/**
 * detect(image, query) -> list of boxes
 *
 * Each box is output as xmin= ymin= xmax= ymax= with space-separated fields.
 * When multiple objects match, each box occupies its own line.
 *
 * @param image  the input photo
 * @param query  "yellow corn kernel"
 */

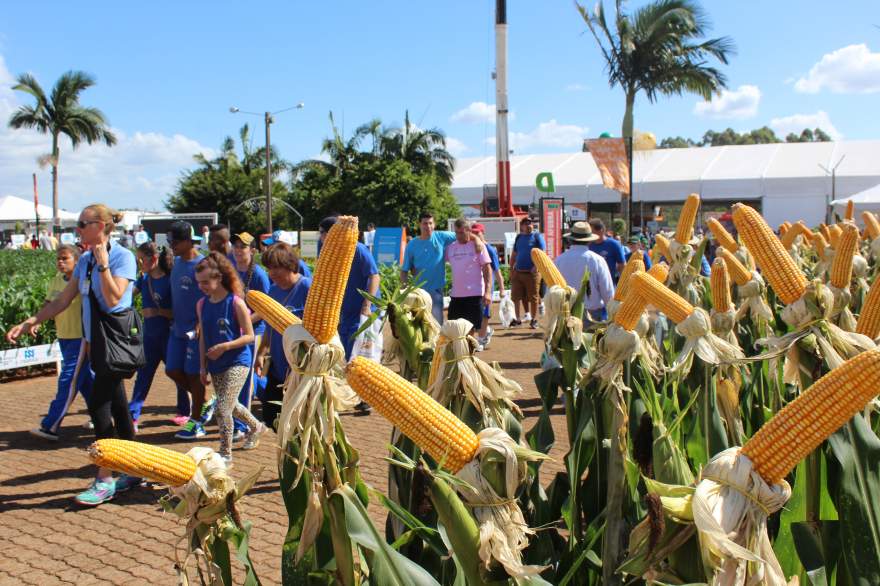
xmin=707 ymin=217 xmax=739 ymax=253
xmin=613 ymin=291 xmax=648 ymax=331
xmin=742 ymin=348 xmax=880 ymax=484
xmin=88 ymin=439 xmax=197 ymax=486
xmin=813 ymin=232 xmax=829 ymax=262
xmin=863 ymin=211 xmax=880 ymax=240
xmin=303 ymin=216 xmax=359 ymax=343
xmin=857 ymin=278 xmax=880 ymax=339
xmin=614 ymin=253 xmax=645 ymax=301
xmin=346 ymin=357 xmax=479 ymax=473
xmin=531 ymin=248 xmax=567 ymax=288
xmin=845 ymin=199 xmax=855 ymax=221
xmin=647 ymin=261 xmax=670 ymax=284
xmin=781 ymin=221 xmax=809 ymax=249
xmin=675 ymin=193 xmax=700 ymax=244
xmin=830 ymin=223 xmax=859 ymax=288
xmin=778 ymin=223 xmax=790 ymax=238
xmin=711 ymin=258 xmax=734 ymax=312
xmin=630 ymin=271 xmax=694 ymax=324
xmin=819 ymin=223 xmax=831 ymax=243
xmin=246 ymin=290 xmax=301 ymax=335
xmin=654 ymin=234 xmax=671 ymax=259
xmin=716 ymin=248 xmax=751 ymax=287
xmin=732 ymin=204 xmax=807 ymax=304
xmin=828 ymin=224 xmax=842 ymax=249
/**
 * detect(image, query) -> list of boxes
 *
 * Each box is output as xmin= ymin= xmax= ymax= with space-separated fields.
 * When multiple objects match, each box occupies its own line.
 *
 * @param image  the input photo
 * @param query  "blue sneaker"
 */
xmin=114 ymin=474 xmax=142 ymax=492
xmin=200 ymin=397 xmax=218 ymax=424
xmin=75 ymin=479 xmax=116 ymax=506
xmin=175 ymin=418 xmax=206 ymax=440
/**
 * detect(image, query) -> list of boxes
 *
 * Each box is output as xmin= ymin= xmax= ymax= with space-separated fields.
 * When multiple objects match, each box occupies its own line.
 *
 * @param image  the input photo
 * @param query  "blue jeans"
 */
xmin=130 ymin=323 xmax=190 ymax=420
xmin=42 ymin=338 xmax=94 ymax=433
xmin=233 ymin=335 xmax=265 ymax=432
xmin=428 ymin=288 xmax=444 ymax=324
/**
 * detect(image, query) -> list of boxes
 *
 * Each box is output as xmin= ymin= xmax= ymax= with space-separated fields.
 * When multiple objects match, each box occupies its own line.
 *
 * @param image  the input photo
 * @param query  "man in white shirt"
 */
xmin=554 ymin=221 xmax=615 ymax=321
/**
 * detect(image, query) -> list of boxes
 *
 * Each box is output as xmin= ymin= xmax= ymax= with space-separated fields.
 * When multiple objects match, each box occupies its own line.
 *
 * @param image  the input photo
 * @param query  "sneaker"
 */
xmin=510 ymin=319 xmax=522 ymax=327
xmin=241 ymin=423 xmax=268 ymax=451
xmin=83 ymin=420 xmax=94 ymax=430
xmin=199 ymin=397 xmax=218 ymax=425
xmin=354 ymin=401 xmax=372 ymax=414
xmin=539 ymin=303 xmax=545 ymax=316
xmin=530 ymin=319 xmax=539 ymax=329
xmin=172 ymin=414 xmax=190 ymax=426
xmin=523 ymin=312 xmax=532 ymax=322
xmin=74 ymin=479 xmax=115 ymax=506
xmin=29 ymin=427 xmax=59 ymax=442
xmin=475 ymin=343 xmax=485 ymax=352
xmin=175 ymin=419 xmax=206 ymax=440
xmin=114 ymin=474 xmax=142 ymax=492
xmin=232 ymin=429 xmax=247 ymax=442
xmin=132 ymin=419 xmax=139 ymax=435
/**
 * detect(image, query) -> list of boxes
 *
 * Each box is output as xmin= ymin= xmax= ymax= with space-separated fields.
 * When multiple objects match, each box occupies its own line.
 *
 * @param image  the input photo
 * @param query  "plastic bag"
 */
xmin=351 ymin=314 xmax=384 ymax=362
xmin=499 ymin=294 xmax=516 ymax=328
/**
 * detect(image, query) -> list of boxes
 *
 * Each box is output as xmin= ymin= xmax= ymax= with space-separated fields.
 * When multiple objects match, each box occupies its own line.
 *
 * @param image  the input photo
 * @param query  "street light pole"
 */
xmin=819 ymin=155 xmax=845 ymax=224
xmin=265 ymin=111 xmax=273 ymax=233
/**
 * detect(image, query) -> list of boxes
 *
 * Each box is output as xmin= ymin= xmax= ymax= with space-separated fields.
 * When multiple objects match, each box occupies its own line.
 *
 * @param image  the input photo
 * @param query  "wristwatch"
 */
xmin=97 ymin=264 xmax=109 ymax=273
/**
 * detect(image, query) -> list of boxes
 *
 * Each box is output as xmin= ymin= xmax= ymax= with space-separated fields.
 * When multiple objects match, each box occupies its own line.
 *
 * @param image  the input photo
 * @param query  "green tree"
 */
xmin=379 ymin=111 xmax=456 ymax=184
xmin=659 ymin=136 xmax=696 ymax=148
xmin=785 ymin=127 xmax=833 ymax=143
xmin=8 ymin=70 xmax=117 ymax=230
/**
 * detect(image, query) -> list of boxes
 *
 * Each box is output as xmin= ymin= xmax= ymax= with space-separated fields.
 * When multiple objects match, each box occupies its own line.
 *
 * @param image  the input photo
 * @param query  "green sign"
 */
xmin=535 ymin=172 xmax=555 ymax=193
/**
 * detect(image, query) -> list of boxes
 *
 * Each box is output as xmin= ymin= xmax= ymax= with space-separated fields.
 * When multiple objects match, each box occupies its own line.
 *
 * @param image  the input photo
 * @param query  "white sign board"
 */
xmin=300 ymin=231 xmax=319 ymax=258
xmin=11 ymin=234 xmax=26 ymax=247
xmin=0 ymin=342 xmax=61 ymax=371
xmin=277 ymin=230 xmax=297 ymax=245
xmin=60 ymin=233 xmax=76 ymax=245
xmin=134 ymin=231 xmax=149 ymax=245
xmin=447 ymin=217 xmax=519 ymax=246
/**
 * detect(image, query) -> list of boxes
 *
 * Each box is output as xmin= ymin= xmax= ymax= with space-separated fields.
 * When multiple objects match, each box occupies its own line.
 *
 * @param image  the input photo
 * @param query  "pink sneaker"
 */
xmin=172 ymin=415 xmax=190 ymax=426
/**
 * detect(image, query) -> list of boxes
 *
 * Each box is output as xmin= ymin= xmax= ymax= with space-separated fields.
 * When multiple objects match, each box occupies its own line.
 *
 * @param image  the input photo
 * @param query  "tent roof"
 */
xmin=0 ymin=195 xmax=79 ymax=222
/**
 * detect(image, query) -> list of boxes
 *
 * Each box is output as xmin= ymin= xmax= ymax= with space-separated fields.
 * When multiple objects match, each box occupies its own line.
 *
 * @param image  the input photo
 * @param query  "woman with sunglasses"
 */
xmin=6 ymin=204 xmax=139 ymax=506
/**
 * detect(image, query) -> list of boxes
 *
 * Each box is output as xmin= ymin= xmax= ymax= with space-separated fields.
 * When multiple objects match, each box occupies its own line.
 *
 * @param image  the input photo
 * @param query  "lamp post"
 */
xmin=819 ymin=155 xmax=845 ymax=224
xmin=230 ymin=102 xmax=304 ymax=233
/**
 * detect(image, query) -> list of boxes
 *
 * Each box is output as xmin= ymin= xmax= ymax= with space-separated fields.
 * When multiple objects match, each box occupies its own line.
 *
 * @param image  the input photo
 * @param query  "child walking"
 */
xmin=195 ymin=252 xmax=266 ymax=463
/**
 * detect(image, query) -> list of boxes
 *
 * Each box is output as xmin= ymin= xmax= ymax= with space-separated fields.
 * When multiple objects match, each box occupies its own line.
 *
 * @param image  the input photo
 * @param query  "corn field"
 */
xmin=89 ymin=203 xmax=880 ymax=585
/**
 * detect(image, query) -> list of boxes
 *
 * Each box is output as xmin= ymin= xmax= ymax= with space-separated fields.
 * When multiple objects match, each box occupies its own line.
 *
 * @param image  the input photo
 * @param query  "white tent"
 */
xmin=0 ymin=195 xmax=79 ymax=229
xmin=831 ymin=183 xmax=880 ymax=217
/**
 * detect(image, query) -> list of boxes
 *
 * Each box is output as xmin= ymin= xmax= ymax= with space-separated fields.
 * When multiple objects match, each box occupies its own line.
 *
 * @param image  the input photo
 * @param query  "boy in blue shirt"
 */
xmin=509 ymin=217 xmax=545 ymax=329
xmin=588 ymin=218 xmax=627 ymax=283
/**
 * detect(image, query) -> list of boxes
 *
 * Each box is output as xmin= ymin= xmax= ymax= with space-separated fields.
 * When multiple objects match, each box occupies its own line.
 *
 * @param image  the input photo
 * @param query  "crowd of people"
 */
xmin=5 ymin=201 xmax=719 ymax=507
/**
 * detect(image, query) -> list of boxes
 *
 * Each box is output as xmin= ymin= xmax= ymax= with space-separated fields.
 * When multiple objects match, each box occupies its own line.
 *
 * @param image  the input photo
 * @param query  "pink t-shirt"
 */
xmin=445 ymin=241 xmax=491 ymax=298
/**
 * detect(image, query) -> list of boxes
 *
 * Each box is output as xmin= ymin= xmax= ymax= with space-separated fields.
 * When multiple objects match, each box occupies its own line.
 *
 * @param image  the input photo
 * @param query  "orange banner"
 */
xmin=587 ymin=138 xmax=630 ymax=196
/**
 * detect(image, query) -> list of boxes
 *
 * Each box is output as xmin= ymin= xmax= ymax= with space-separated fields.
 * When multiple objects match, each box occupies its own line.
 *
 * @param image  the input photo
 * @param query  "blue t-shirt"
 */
xmin=626 ymin=250 xmax=653 ymax=270
xmin=199 ymin=293 xmax=252 ymax=373
xmin=486 ymin=244 xmax=500 ymax=292
xmin=340 ymin=242 xmax=379 ymax=322
xmin=136 ymin=273 xmax=172 ymax=332
xmin=700 ymin=254 xmax=711 ymax=277
xmin=402 ymin=231 xmax=456 ymax=292
xmin=73 ymin=244 xmax=137 ymax=343
xmin=170 ymin=254 xmax=205 ymax=337
xmin=513 ymin=232 xmax=546 ymax=271
xmin=237 ymin=264 xmax=271 ymax=336
xmin=267 ymin=278 xmax=311 ymax=380
xmin=589 ymin=239 xmax=628 ymax=281
xmin=298 ymin=259 xmax=312 ymax=278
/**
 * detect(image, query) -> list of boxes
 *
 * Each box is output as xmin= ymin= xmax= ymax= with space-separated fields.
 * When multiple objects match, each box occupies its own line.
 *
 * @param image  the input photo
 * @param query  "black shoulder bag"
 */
xmin=86 ymin=250 xmax=146 ymax=378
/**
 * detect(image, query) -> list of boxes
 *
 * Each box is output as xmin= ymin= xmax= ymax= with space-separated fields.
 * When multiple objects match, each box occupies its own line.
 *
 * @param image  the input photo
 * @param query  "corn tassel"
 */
xmin=716 ymin=248 xmax=751 ymax=287
xmin=675 ymin=193 xmax=700 ymax=244
xmin=246 ymin=290 xmax=301 ymax=334
xmin=732 ymin=204 xmax=807 ymax=304
xmin=707 ymin=217 xmax=739 ymax=253
xmin=741 ymin=348 xmax=880 ymax=484
xmin=711 ymin=258 xmax=734 ymax=312
xmin=88 ymin=439 xmax=197 ymax=486
xmin=630 ymin=271 xmax=694 ymax=324
xmin=856 ymin=277 xmax=880 ymax=339
xmin=830 ymin=222 xmax=859 ymax=288
xmin=614 ymin=253 xmax=645 ymax=302
xmin=303 ymin=216 xmax=359 ymax=343
xmin=530 ymin=248 xmax=567 ymax=288
xmin=346 ymin=357 xmax=479 ymax=473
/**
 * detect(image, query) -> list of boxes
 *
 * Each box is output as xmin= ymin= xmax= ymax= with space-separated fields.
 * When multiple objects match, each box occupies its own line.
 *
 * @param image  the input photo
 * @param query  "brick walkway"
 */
xmin=0 ymin=323 xmax=569 ymax=585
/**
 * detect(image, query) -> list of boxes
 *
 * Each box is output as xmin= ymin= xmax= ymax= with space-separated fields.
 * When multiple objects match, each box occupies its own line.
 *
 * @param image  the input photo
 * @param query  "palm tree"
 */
xmin=380 ymin=111 xmax=455 ymax=184
xmin=292 ymin=112 xmax=370 ymax=178
xmin=577 ymin=0 xmax=734 ymax=139
xmin=8 ymin=70 xmax=117 ymax=229
xmin=194 ymin=124 xmax=290 ymax=177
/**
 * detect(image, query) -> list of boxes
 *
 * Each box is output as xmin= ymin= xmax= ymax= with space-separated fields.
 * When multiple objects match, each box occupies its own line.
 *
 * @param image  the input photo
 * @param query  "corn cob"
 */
xmin=630 ymin=271 xmax=694 ymax=324
xmin=780 ymin=221 xmax=809 ymax=249
xmin=856 ymin=277 xmax=880 ymax=339
xmin=647 ymin=261 xmax=670 ymax=283
xmin=653 ymin=234 xmax=671 ymax=260
xmin=613 ymin=292 xmax=648 ymax=331
xmin=819 ymin=223 xmax=831 ymax=243
xmin=828 ymin=224 xmax=842 ymax=249
xmin=741 ymin=348 xmax=880 ymax=484
xmin=716 ymin=248 xmax=751 ymax=287
xmin=530 ymin=248 xmax=567 ymax=288
xmin=778 ymin=223 xmax=790 ymax=238
xmin=246 ymin=290 xmax=301 ymax=335
xmin=845 ymin=199 xmax=855 ymax=221
xmin=88 ymin=439 xmax=197 ymax=486
xmin=346 ymin=357 xmax=479 ymax=473
xmin=830 ymin=223 xmax=859 ymax=288
xmin=711 ymin=258 xmax=734 ymax=312
xmin=303 ymin=216 xmax=359 ymax=343
xmin=863 ymin=211 xmax=880 ymax=240
xmin=813 ymin=232 xmax=829 ymax=262
xmin=732 ymin=204 xmax=807 ymax=304
xmin=798 ymin=224 xmax=814 ymax=244
xmin=707 ymin=217 xmax=739 ymax=253
xmin=675 ymin=193 xmax=700 ymax=244
xmin=614 ymin=253 xmax=645 ymax=301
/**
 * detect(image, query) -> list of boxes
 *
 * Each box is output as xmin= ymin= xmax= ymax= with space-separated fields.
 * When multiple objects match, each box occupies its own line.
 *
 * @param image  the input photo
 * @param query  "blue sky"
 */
xmin=1 ymin=0 xmax=879 ymax=211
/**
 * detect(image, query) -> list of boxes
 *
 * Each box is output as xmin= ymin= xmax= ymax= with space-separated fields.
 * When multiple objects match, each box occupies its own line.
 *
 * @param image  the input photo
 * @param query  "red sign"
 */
xmin=541 ymin=198 xmax=564 ymax=259
xmin=587 ymin=138 xmax=630 ymax=196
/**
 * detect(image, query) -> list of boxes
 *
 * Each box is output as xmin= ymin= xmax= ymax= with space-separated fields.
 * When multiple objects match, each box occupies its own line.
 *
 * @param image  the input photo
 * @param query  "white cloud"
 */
xmin=694 ymin=85 xmax=761 ymax=119
xmin=0 ymin=54 xmax=214 ymax=212
xmin=769 ymin=110 xmax=842 ymax=140
xmin=565 ymin=83 xmax=588 ymax=92
xmin=794 ymin=44 xmax=880 ymax=94
xmin=486 ymin=119 xmax=589 ymax=152
xmin=450 ymin=101 xmax=496 ymax=124
xmin=445 ymin=137 xmax=469 ymax=156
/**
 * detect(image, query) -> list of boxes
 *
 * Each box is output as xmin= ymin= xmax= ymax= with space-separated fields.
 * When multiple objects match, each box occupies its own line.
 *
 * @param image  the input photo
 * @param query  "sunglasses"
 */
xmin=77 ymin=220 xmax=102 ymax=229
